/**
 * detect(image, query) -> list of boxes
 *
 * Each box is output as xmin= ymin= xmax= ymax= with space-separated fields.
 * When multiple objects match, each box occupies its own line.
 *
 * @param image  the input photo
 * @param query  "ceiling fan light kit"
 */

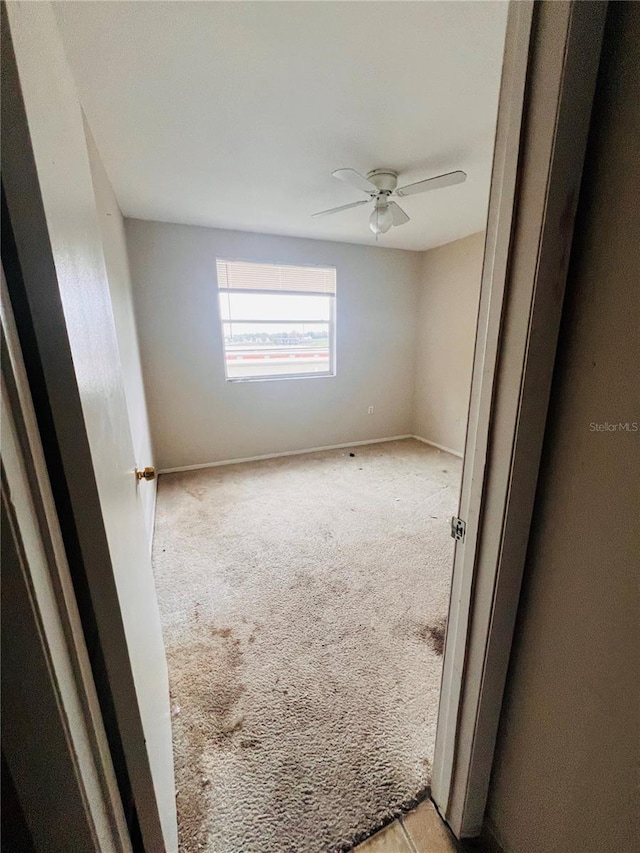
xmin=369 ymin=200 xmax=394 ymax=235
xmin=313 ymin=166 xmax=467 ymax=238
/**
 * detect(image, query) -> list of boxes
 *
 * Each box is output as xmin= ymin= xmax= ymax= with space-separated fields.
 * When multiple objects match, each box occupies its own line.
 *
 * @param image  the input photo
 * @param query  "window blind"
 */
xmin=216 ymin=259 xmax=336 ymax=295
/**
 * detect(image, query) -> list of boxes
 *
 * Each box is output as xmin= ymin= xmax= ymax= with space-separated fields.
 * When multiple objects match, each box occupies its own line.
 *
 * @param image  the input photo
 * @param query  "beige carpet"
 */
xmin=152 ymin=438 xmax=461 ymax=853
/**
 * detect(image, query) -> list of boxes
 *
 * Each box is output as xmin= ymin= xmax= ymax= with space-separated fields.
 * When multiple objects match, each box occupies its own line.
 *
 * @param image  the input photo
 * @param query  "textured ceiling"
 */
xmin=54 ymin=1 xmax=507 ymax=251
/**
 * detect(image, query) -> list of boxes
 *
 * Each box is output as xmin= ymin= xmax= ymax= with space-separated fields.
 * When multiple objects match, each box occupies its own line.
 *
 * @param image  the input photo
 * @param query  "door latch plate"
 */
xmin=451 ymin=516 xmax=466 ymax=542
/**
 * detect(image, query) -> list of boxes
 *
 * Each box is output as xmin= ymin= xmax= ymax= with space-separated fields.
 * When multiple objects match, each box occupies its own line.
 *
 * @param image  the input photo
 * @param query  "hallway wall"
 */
xmin=485 ymin=5 xmax=640 ymax=851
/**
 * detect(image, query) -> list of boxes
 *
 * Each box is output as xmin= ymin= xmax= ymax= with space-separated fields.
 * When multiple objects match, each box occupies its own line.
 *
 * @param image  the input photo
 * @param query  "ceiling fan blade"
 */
xmin=332 ymin=168 xmax=378 ymax=194
xmin=395 ymin=170 xmax=467 ymax=198
xmin=389 ymin=201 xmax=410 ymax=226
xmin=312 ymin=199 xmax=369 ymax=218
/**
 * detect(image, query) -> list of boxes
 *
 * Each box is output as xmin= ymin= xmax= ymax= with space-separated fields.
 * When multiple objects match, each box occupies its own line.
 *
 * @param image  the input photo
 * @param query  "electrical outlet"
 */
xmin=368 ymin=406 xmax=374 ymax=415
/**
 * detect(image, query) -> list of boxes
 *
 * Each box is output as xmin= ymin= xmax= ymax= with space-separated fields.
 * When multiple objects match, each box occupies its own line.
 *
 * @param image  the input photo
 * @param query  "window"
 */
xmin=216 ymin=259 xmax=336 ymax=381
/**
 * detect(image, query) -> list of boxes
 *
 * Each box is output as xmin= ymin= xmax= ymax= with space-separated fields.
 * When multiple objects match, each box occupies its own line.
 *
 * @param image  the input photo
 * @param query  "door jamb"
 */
xmin=2 ymin=3 xmax=174 ymax=848
xmin=432 ymin=0 xmax=607 ymax=838
xmin=431 ymin=0 xmax=533 ymax=821
xmin=1 ymin=269 xmax=132 ymax=853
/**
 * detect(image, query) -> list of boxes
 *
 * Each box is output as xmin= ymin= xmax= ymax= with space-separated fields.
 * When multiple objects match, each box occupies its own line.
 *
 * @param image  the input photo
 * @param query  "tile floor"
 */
xmin=354 ymin=800 xmax=460 ymax=853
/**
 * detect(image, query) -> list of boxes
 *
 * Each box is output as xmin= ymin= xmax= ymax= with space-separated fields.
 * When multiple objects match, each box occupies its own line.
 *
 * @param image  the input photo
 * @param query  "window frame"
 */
xmin=215 ymin=259 xmax=337 ymax=383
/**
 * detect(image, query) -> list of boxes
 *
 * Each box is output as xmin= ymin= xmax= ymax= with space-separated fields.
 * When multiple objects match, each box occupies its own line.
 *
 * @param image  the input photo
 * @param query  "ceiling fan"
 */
xmin=313 ymin=167 xmax=467 ymax=235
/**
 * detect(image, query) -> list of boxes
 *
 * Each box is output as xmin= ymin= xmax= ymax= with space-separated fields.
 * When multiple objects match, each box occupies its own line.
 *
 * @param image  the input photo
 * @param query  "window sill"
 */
xmin=225 ymin=372 xmax=336 ymax=384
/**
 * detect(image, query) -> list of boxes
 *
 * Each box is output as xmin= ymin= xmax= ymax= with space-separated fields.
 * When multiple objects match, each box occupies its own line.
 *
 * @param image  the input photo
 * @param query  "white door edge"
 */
xmin=432 ymin=0 xmax=607 ymax=838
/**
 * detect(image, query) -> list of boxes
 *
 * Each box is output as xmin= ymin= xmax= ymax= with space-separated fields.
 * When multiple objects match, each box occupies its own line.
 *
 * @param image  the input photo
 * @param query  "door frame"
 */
xmin=1 ymin=269 xmax=132 ymax=853
xmin=2 ymin=2 xmax=176 ymax=850
xmin=432 ymin=0 xmax=607 ymax=839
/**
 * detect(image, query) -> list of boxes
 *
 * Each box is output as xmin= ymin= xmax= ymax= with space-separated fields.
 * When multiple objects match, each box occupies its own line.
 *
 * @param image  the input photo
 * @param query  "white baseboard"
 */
xmin=158 ymin=435 xmax=414 ymax=474
xmin=411 ymin=434 xmax=464 ymax=458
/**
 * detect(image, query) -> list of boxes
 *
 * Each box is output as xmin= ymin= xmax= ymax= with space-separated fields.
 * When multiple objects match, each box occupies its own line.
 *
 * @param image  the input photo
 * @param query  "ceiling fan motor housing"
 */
xmin=366 ymin=169 xmax=398 ymax=195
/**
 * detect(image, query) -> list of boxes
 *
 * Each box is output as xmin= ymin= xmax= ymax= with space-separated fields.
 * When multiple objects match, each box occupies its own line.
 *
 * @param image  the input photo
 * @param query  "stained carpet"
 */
xmin=152 ymin=438 xmax=461 ymax=853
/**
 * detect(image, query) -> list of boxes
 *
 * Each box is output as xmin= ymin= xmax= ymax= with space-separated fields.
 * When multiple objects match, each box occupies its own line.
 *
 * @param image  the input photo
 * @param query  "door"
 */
xmin=2 ymin=267 xmax=132 ymax=852
xmin=2 ymin=3 xmax=177 ymax=851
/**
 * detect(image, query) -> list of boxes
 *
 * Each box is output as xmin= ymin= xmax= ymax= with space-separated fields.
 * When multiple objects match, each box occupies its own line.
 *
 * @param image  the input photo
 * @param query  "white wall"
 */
xmin=85 ymin=125 xmax=156 ymax=543
xmin=413 ymin=232 xmax=484 ymax=455
xmin=125 ymin=220 xmax=422 ymax=470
